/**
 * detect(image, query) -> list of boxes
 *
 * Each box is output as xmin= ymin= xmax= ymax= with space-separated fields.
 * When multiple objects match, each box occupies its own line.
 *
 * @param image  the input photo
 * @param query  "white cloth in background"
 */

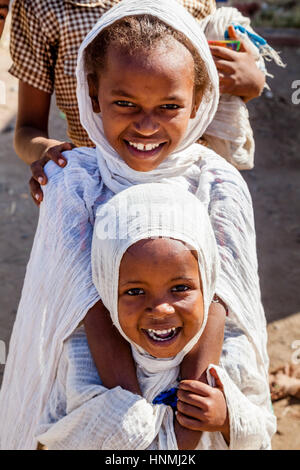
xmin=0 ymin=0 xmax=276 ymax=449
xmin=200 ymin=7 xmax=284 ymax=170
xmin=200 ymin=7 xmax=258 ymax=170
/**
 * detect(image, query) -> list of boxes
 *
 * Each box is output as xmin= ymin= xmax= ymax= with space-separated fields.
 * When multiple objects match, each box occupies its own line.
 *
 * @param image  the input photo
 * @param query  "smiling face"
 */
xmin=118 ymin=238 xmax=204 ymax=358
xmin=88 ymin=40 xmax=202 ymax=172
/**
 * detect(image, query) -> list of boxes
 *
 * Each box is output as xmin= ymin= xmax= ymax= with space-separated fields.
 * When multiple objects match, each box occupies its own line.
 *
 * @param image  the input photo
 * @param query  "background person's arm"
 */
xmin=15 ymin=81 xmax=73 ymax=204
xmin=210 ymin=26 xmax=265 ymax=102
xmin=14 ymin=81 xmax=52 ymax=165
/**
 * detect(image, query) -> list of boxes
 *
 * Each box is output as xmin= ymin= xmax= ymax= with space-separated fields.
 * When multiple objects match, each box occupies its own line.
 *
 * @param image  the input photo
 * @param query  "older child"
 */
xmin=36 ymin=184 xmax=273 ymax=450
xmin=10 ymin=0 xmax=272 ymax=202
xmin=0 ymin=0 xmax=274 ymax=449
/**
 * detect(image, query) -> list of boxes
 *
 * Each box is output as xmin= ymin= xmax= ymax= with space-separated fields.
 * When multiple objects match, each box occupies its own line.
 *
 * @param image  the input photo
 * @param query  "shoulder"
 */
xmin=197 ymin=145 xmax=252 ymax=204
xmin=221 ymin=318 xmax=258 ymax=385
xmin=43 ymin=147 xmax=101 ymax=215
xmin=11 ymin=0 xmax=64 ymax=42
xmin=63 ymin=326 xmax=102 ymax=388
xmin=44 ymin=147 xmax=99 ymax=188
xmin=12 ymin=0 xmax=63 ymax=17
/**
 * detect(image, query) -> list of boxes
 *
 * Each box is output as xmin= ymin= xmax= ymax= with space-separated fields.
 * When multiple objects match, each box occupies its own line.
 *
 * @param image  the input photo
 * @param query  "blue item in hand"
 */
xmin=153 ymin=387 xmax=178 ymax=411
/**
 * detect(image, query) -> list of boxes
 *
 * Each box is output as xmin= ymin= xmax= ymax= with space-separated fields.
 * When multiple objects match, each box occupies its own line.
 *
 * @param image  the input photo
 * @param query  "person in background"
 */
xmin=0 ymin=0 xmax=9 ymax=38
xmin=8 ymin=0 xmax=266 ymax=204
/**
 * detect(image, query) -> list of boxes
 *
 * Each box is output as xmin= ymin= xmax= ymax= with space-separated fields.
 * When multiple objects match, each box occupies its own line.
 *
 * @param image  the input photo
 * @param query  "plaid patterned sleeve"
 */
xmin=9 ymin=0 xmax=58 ymax=94
xmin=181 ymin=0 xmax=216 ymax=19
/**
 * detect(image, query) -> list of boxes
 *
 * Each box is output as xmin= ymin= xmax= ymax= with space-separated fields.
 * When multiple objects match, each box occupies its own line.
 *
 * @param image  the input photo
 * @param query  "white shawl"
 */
xmin=0 ymin=0 xmax=274 ymax=449
xmin=200 ymin=7 xmax=284 ymax=170
xmin=76 ymin=0 xmax=220 ymax=194
xmin=91 ymin=183 xmax=219 ymax=447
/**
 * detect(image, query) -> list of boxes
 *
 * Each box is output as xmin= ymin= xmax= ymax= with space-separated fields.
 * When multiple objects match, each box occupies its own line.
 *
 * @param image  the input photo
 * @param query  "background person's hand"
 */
xmin=176 ymin=368 xmax=230 ymax=443
xmin=210 ymin=25 xmax=265 ymax=102
xmin=29 ymin=140 xmax=75 ymax=206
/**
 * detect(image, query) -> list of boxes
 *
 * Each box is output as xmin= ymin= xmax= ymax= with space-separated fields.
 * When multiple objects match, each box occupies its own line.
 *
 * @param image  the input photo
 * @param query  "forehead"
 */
xmin=100 ymin=41 xmax=195 ymax=94
xmin=121 ymin=238 xmax=198 ymax=272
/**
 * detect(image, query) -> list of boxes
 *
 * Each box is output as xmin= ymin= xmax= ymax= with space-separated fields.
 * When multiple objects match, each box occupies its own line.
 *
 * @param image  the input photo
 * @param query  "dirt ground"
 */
xmin=0 ymin=17 xmax=299 ymax=450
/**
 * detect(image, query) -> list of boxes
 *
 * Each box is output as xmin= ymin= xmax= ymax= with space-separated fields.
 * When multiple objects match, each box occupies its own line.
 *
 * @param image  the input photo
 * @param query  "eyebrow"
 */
xmin=111 ymin=90 xmax=135 ymax=99
xmin=0 ymin=5 xmax=9 ymax=9
xmin=120 ymin=281 xmax=146 ymax=287
xmin=111 ymin=89 xmax=181 ymax=102
xmin=120 ymin=277 xmax=195 ymax=287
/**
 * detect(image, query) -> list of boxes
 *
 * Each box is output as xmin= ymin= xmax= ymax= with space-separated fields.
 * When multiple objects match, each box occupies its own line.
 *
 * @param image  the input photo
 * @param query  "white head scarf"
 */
xmin=92 ymin=183 xmax=219 ymax=401
xmin=76 ymin=0 xmax=220 ymax=193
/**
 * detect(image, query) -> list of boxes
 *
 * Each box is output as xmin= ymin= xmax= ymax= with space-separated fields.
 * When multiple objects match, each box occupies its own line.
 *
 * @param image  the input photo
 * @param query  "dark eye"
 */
xmin=171 ymin=285 xmax=190 ymax=293
xmin=126 ymin=288 xmax=145 ymax=296
xmin=160 ymin=104 xmax=180 ymax=110
xmin=114 ymin=101 xmax=136 ymax=108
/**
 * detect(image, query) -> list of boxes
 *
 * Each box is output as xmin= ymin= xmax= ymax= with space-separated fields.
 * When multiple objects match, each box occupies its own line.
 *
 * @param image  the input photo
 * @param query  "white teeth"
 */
xmin=146 ymin=327 xmax=177 ymax=341
xmin=148 ymin=328 xmax=176 ymax=334
xmin=128 ymin=142 xmax=160 ymax=151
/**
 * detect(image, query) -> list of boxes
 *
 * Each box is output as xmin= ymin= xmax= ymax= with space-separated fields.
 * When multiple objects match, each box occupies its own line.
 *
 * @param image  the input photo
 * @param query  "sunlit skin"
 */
xmin=88 ymin=40 xmax=202 ymax=172
xmin=118 ymin=238 xmax=204 ymax=358
xmin=0 ymin=1 xmax=9 ymax=38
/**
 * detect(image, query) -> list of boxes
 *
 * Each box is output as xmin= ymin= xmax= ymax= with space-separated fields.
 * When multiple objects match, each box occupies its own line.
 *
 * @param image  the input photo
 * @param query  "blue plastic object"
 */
xmin=153 ymin=387 xmax=178 ymax=411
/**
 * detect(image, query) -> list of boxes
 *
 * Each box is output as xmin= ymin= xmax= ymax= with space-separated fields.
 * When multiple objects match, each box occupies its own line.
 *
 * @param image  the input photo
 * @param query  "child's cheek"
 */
xmin=119 ymin=296 xmax=144 ymax=315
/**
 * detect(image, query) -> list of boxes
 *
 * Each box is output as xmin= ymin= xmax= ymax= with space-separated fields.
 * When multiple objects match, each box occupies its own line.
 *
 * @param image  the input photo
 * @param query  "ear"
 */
xmin=190 ymin=88 xmax=203 ymax=119
xmin=87 ymin=73 xmax=101 ymax=113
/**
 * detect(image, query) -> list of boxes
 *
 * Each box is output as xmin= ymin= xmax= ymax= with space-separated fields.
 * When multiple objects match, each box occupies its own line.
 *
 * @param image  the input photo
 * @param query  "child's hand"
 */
xmin=176 ymin=368 xmax=230 ymax=444
xmin=210 ymin=26 xmax=265 ymax=103
xmin=29 ymin=141 xmax=75 ymax=206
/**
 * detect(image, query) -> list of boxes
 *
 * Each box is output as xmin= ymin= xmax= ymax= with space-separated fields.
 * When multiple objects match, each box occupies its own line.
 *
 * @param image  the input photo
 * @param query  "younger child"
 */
xmin=36 ymin=184 xmax=273 ymax=450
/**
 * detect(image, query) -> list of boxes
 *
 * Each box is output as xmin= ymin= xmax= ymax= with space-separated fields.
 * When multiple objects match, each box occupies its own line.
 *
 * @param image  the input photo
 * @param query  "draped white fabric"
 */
xmin=0 ymin=0 xmax=276 ymax=449
xmin=92 ymin=184 xmax=219 ymax=394
xmin=90 ymin=183 xmax=220 ymax=448
xmin=75 ymin=0 xmax=220 ymax=194
xmin=36 ymin=320 xmax=275 ymax=450
xmin=200 ymin=6 xmax=258 ymax=170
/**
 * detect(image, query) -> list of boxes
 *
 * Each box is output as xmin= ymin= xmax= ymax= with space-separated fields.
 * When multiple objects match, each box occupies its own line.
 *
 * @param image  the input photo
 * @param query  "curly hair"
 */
xmin=84 ymin=14 xmax=209 ymax=94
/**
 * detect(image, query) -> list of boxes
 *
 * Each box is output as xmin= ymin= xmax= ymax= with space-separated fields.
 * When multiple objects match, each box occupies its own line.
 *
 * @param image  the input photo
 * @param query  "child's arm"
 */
xmin=14 ymin=81 xmax=74 ymax=205
xmin=175 ymin=301 xmax=226 ymax=449
xmin=84 ymin=300 xmax=141 ymax=394
xmin=180 ymin=301 xmax=226 ymax=382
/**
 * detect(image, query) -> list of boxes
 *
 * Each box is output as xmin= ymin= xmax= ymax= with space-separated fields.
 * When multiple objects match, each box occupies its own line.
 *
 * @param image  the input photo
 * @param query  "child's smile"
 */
xmin=90 ymin=40 xmax=201 ymax=172
xmin=118 ymin=238 xmax=204 ymax=358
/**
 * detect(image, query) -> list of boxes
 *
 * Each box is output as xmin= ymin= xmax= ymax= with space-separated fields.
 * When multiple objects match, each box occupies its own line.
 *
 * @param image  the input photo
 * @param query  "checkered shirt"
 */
xmin=9 ymin=0 xmax=216 ymax=147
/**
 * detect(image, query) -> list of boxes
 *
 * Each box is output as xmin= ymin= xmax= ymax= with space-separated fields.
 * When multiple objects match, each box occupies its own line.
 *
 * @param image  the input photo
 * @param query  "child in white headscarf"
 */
xmin=36 ymin=184 xmax=273 ymax=450
xmin=0 ymin=0 xmax=276 ymax=449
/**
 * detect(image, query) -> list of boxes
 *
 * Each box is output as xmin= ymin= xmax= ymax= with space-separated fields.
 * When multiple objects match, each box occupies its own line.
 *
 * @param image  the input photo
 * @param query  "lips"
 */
xmin=128 ymin=141 xmax=161 ymax=152
xmin=124 ymin=140 xmax=166 ymax=159
xmin=143 ymin=327 xmax=181 ymax=343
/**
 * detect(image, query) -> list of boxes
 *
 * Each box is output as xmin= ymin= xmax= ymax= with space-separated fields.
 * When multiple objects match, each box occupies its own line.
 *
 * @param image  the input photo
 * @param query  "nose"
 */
xmin=146 ymin=302 xmax=175 ymax=318
xmin=133 ymin=112 xmax=160 ymax=136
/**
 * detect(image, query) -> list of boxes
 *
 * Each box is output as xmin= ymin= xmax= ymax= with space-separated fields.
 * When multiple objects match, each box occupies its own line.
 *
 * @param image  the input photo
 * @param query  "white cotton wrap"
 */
xmin=200 ymin=7 xmax=283 ymax=170
xmin=200 ymin=7 xmax=258 ymax=170
xmin=76 ymin=0 xmax=220 ymax=194
xmin=92 ymin=183 xmax=219 ymax=389
xmin=92 ymin=183 xmax=220 ymax=448
xmin=0 ymin=0 xmax=275 ymax=449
